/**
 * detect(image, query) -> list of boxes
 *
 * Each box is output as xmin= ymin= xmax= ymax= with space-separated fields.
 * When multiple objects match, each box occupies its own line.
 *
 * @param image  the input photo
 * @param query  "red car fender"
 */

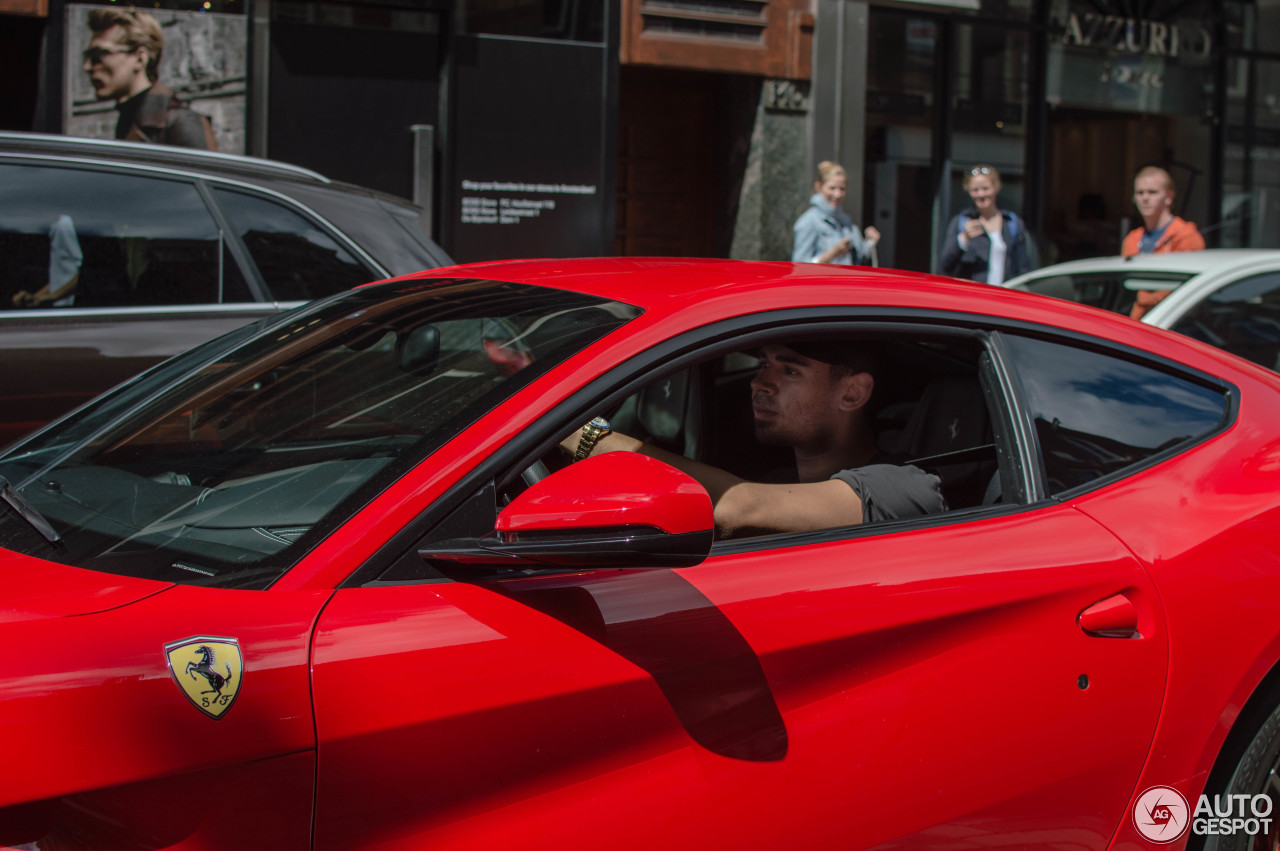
xmin=0 ymin=581 xmax=326 ymax=848
xmin=1078 ymin=370 xmax=1280 ymax=849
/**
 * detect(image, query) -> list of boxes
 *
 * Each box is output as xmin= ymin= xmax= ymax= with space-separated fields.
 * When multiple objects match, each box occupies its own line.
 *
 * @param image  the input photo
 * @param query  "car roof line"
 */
xmin=0 ymin=131 xmax=331 ymax=184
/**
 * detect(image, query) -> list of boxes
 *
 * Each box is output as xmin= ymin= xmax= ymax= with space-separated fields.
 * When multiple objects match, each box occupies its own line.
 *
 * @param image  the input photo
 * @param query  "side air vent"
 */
xmin=640 ymin=0 xmax=767 ymax=43
xmin=623 ymin=0 xmax=812 ymax=79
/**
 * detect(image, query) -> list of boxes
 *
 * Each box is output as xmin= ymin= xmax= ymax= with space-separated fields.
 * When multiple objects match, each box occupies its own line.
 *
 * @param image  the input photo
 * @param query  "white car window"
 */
xmin=1172 ymin=272 xmax=1280 ymax=371
xmin=1018 ymin=269 xmax=1194 ymax=315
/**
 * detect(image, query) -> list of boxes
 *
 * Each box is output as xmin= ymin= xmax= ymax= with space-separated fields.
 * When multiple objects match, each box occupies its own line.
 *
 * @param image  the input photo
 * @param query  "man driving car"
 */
xmin=563 ymin=340 xmax=946 ymax=537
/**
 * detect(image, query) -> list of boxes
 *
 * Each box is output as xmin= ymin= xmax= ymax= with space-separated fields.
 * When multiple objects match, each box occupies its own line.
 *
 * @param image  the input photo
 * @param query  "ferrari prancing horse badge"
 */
xmin=165 ymin=636 xmax=244 ymax=719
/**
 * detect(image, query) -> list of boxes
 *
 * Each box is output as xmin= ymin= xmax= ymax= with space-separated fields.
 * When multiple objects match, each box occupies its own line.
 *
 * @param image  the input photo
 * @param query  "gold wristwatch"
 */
xmin=573 ymin=416 xmax=612 ymax=461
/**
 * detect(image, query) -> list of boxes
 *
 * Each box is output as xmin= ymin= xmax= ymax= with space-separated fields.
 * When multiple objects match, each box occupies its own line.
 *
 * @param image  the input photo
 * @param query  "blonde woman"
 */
xmin=940 ymin=165 xmax=1033 ymax=284
xmin=792 ymin=161 xmax=880 ymax=265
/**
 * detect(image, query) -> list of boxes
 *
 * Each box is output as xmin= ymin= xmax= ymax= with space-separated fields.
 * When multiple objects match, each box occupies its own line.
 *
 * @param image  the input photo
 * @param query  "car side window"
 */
xmin=1021 ymin=272 xmax=1128 ymax=314
xmin=1171 ymin=272 xmax=1280 ymax=372
xmin=1020 ymin=271 xmax=1195 ymax=317
xmin=0 ymin=162 xmax=252 ymax=308
xmin=598 ymin=333 xmax=1000 ymax=530
xmin=211 ymin=187 xmax=374 ymax=301
xmin=1001 ymin=334 xmax=1229 ymax=495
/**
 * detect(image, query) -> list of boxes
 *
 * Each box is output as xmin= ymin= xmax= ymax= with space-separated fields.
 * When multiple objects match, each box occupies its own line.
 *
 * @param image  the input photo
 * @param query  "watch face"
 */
xmin=589 ymin=416 xmax=611 ymax=430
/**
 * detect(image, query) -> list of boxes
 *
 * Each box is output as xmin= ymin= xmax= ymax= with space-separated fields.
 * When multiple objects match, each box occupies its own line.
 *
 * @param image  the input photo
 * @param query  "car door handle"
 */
xmin=1078 ymin=593 xmax=1141 ymax=639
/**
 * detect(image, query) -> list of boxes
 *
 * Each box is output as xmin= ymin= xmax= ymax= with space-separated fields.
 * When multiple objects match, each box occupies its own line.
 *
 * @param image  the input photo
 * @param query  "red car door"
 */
xmin=0 ymin=574 xmax=324 ymax=849
xmin=311 ymin=500 xmax=1165 ymax=849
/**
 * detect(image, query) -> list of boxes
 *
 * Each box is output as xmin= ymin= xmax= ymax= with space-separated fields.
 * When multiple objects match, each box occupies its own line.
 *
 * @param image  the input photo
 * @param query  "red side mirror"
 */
xmin=497 ymin=451 xmax=712 ymax=537
xmin=421 ymin=453 xmax=714 ymax=571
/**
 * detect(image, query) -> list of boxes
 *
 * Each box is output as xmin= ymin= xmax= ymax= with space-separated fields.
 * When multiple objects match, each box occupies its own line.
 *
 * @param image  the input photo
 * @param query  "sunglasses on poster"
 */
xmin=82 ymin=46 xmax=137 ymax=65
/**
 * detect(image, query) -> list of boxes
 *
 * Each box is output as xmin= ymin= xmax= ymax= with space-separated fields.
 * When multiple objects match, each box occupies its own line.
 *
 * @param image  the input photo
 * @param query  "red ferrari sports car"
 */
xmin=1 ymin=258 xmax=1279 ymax=850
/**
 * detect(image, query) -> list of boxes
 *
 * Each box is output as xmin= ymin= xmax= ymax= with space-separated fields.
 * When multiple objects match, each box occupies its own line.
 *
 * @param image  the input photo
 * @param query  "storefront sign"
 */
xmin=763 ymin=80 xmax=809 ymax=113
xmin=1062 ymin=11 xmax=1211 ymax=60
xmin=1048 ymin=1 xmax=1213 ymax=115
xmin=458 ymin=181 xmax=596 ymax=227
xmin=446 ymin=35 xmax=613 ymax=263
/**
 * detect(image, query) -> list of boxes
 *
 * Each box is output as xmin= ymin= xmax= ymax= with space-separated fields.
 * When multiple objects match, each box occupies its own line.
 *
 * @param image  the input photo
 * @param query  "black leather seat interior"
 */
xmin=878 ymin=374 xmax=995 ymax=509
xmin=633 ymin=367 xmax=702 ymax=459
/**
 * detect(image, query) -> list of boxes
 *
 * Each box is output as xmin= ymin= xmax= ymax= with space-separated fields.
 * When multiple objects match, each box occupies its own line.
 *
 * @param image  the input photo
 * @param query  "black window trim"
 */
xmin=984 ymin=330 xmax=1047 ymax=501
xmin=193 ymin=180 xmax=271 ymax=303
xmin=978 ymin=341 xmax=1037 ymax=506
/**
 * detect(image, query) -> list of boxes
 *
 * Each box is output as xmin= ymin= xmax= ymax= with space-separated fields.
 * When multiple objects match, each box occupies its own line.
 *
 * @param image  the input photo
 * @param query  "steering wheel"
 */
xmin=520 ymin=460 xmax=550 ymax=487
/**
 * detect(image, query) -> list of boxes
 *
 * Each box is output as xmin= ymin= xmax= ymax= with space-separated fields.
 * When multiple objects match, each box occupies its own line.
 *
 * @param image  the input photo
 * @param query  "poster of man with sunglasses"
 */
xmin=67 ymin=6 xmax=245 ymax=153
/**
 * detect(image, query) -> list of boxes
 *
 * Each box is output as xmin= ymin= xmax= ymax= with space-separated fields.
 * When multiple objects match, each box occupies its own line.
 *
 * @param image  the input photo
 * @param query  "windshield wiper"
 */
xmin=0 ymin=476 xmax=61 ymax=544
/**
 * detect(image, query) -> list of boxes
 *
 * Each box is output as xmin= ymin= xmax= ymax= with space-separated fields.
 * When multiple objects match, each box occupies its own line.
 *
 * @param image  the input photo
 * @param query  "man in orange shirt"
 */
xmin=1121 ymin=166 xmax=1205 ymax=319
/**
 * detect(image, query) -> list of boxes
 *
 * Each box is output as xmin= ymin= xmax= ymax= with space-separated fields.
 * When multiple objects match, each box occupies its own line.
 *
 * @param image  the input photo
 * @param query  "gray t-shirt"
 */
xmin=831 ymin=464 xmax=947 ymax=523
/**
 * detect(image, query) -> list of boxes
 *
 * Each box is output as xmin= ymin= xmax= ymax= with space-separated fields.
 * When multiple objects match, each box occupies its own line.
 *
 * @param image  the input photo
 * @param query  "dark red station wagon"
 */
xmin=0 ymin=132 xmax=453 ymax=447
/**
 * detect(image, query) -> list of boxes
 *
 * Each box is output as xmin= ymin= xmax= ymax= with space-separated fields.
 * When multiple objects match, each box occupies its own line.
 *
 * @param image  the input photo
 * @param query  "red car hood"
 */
xmin=0 ymin=548 xmax=172 ymax=623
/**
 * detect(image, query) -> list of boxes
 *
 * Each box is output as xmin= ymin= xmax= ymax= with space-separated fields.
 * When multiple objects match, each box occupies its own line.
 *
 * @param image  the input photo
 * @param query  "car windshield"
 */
xmin=0 ymin=278 xmax=639 ymax=589
xmin=1017 ymin=270 xmax=1195 ymax=315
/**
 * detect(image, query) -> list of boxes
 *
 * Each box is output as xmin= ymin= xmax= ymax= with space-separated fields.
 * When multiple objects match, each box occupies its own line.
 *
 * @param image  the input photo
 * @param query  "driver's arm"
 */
xmin=559 ymin=429 xmax=865 ymax=537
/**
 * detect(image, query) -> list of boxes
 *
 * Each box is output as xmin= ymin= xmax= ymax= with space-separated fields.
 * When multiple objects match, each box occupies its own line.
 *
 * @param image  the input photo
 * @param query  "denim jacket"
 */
xmin=792 ymin=194 xmax=873 ymax=265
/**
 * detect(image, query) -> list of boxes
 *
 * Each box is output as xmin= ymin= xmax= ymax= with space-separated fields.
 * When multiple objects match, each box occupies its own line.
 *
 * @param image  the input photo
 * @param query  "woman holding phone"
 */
xmin=940 ymin=164 xmax=1034 ymax=284
xmin=792 ymin=161 xmax=880 ymax=266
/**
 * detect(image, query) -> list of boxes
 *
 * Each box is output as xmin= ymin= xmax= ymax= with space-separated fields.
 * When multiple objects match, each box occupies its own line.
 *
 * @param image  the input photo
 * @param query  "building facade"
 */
xmin=2 ymin=0 xmax=1277 ymax=270
xmin=840 ymin=0 xmax=1280 ymax=271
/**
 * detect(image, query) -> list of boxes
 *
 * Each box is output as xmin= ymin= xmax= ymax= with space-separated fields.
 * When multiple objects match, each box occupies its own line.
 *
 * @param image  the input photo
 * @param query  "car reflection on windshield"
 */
xmin=0 ymin=279 xmax=640 ymax=589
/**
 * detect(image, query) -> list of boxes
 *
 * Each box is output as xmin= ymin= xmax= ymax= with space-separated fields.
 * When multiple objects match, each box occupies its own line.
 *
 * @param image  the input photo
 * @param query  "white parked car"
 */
xmin=1003 ymin=249 xmax=1280 ymax=371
